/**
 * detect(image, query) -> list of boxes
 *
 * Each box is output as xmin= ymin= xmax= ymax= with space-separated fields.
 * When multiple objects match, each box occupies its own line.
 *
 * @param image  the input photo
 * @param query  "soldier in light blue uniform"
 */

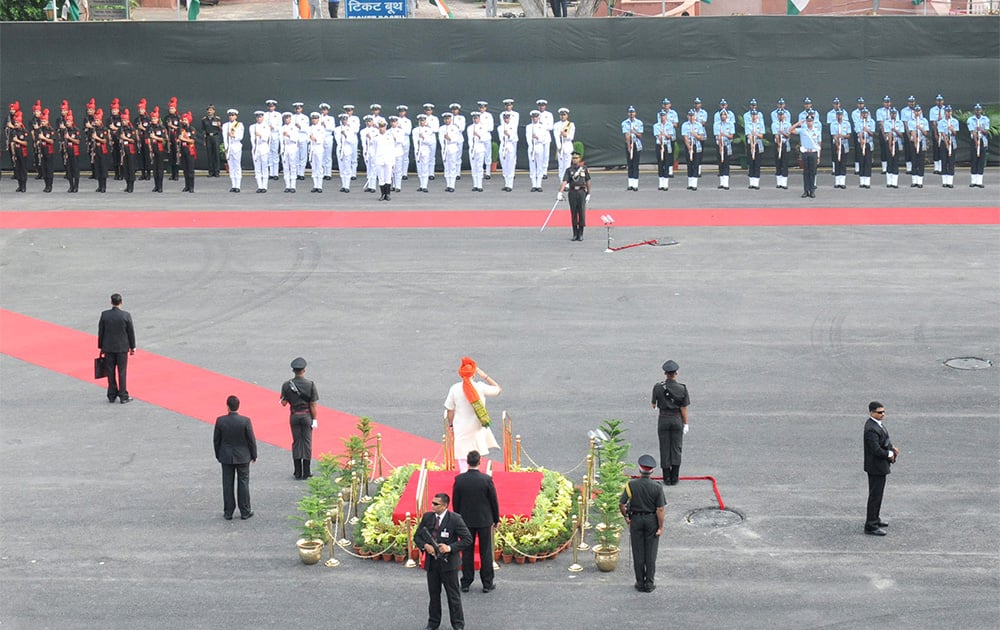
xmin=829 ymin=109 xmax=852 ymax=189
xmin=660 ymin=98 xmax=679 ymax=178
xmin=790 ymin=114 xmax=821 ymax=198
xmin=745 ymin=110 xmax=765 ymax=190
xmin=622 ymin=106 xmax=643 ymax=191
xmin=692 ymin=98 xmax=707 ymax=177
xmin=772 ymin=109 xmax=792 ymax=190
xmin=714 ymin=109 xmax=735 ymax=190
xmin=856 ymin=108 xmax=876 ymax=188
xmin=798 ymin=98 xmax=821 ymax=132
xmin=908 ymin=104 xmax=929 ymax=188
xmin=882 ymin=108 xmax=905 ymax=188
xmin=743 ymin=98 xmax=761 ymax=135
xmin=826 ymin=98 xmax=846 ymax=167
xmin=851 ymin=97 xmax=866 ymax=174
xmin=680 ymin=109 xmax=705 ymax=191
xmin=771 ymin=98 xmax=789 ymax=128
xmin=713 ymin=99 xmax=731 ymax=129
xmin=937 ymin=105 xmax=959 ymax=188
xmin=966 ymin=103 xmax=989 ymax=188
xmin=653 ymin=109 xmax=675 ymax=191
xmin=928 ymin=94 xmax=946 ymax=174
xmin=899 ymin=96 xmax=917 ymax=174
xmin=876 ymin=96 xmax=893 ymax=174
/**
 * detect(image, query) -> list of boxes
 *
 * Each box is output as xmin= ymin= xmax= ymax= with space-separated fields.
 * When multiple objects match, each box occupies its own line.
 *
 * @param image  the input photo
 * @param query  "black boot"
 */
xmin=383 ymin=184 xmax=391 ymax=201
xmin=301 ymin=460 xmax=312 ymax=479
xmin=662 ymin=468 xmax=670 ymax=486
xmin=671 ymin=465 xmax=680 ymax=484
xmin=293 ymin=458 xmax=303 ymax=480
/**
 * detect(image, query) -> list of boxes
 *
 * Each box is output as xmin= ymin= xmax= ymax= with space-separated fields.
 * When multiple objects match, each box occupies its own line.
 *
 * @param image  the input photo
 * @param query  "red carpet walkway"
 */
xmin=1 ymin=206 xmax=998 ymax=230
xmin=0 ymin=309 xmax=440 ymax=465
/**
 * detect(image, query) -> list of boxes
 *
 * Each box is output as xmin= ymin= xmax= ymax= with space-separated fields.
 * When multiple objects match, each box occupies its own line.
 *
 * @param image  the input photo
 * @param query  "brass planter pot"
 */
xmin=297 ymin=538 xmax=325 ymax=565
xmin=592 ymin=544 xmax=620 ymax=572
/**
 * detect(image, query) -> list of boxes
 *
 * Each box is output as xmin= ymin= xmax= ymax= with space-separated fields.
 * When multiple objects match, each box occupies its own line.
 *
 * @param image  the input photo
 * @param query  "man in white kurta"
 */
xmin=444 ymin=362 xmax=501 ymax=473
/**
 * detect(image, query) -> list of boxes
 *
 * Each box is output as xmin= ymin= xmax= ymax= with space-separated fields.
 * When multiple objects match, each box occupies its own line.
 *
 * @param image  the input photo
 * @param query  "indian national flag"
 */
xmin=787 ymin=0 xmax=808 ymax=14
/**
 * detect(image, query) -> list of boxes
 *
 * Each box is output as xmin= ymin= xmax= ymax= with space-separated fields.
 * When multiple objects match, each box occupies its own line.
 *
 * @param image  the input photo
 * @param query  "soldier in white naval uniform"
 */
xmin=222 ymin=108 xmax=244 ymax=193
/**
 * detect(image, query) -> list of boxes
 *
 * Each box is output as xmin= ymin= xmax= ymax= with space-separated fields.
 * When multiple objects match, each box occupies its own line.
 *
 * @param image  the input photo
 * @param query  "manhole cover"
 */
xmin=686 ymin=507 xmax=744 ymax=528
xmin=944 ymin=357 xmax=992 ymax=370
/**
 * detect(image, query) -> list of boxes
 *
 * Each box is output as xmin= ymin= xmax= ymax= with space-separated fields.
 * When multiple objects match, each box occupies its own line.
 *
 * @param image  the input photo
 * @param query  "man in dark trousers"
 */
xmin=414 ymin=493 xmax=471 ymax=630
xmin=556 ymin=150 xmax=591 ymax=242
xmin=97 ymin=293 xmax=136 ymax=404
xmin=213 ymin=395 xmax=257 ymax=521
xmin=650 ymin=360 xmax=690 ymax=485
xmin=620 ymin=454 xmax=665 ymax=592
xmin=451 ymin=450 xmax=500 ymax=594
xmin=280 ymin=357 xmax=318 ymax=480
xmin=864 ymin=401 xmax=899 ymax=536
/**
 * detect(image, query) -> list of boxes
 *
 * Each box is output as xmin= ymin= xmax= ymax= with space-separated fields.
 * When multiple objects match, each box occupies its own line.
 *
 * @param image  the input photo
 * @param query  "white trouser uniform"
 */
xmin=227 ymin=142 xmax=242 ymax=189
xmin=322 ymin=133 xmax=333 ymax=178
xmin=469 ymin=143 xmax=487 ymax=189
xmin=500 ymin=139 xmax=517 ymax=189
xmin=393 ymin=147 xmax=405 ymax=190
xmin=297 ymin=134 xmax=309 ymax=177
xmin=400 ymin=136 xmax=411 ymax=179
xmin=415 ymin=135 xmax=434 ymax=189
xmin=282 ymin=141 xmax=298 ymax=189
xmin=253 ymin=142 xmax=269 ymax=189
xmin=310 ymin=141 xmax=325 ymax=190
xmin=363 ymin=141 xmax=376 ymax=191
xmin=528 ymin=141 xmax=546 ymax=188
xmin=443 ymin=142 xmax=461 ymax=188
xmin=337 ymin=141 xmax=353 ymax=190
xmin=269 ymin=133 xmax=280 ymax=176
xmin=556 ymin=145 xmax=572 ymax=181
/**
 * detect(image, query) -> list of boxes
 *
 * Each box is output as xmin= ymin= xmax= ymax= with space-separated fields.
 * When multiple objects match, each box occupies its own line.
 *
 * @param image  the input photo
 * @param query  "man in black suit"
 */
xmin=451 ymin=450 xmax=500 ymax=593
xmin=414 ymin=493 xmax=471 ymax=630
xmin=213 ymin=395 xmax=257 ymax=521
xmin=97 ymin=293 xmax=136 ymax=404
xmin=863 ymin=401 xmax=899 ymax=536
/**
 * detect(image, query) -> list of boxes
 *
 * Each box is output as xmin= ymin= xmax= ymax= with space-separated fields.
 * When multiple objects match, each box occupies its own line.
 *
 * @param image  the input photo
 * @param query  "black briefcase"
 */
xmin=94 ymin=356 xmax=107 ymax=380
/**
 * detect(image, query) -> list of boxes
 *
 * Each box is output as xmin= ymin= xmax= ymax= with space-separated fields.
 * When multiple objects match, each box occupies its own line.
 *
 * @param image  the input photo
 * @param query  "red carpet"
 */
xmin=1 ymin=206 xmax=997 ymax=230
xmin=393 ymin=470 xmax=543 ymax=524
xmin=0 ymin=309 xmax=440 ymax=465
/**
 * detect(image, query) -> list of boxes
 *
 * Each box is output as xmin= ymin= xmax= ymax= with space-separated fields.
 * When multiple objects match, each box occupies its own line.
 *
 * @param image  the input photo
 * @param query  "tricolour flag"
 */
xmin=787 ymin=0 xmax=808 ymax=14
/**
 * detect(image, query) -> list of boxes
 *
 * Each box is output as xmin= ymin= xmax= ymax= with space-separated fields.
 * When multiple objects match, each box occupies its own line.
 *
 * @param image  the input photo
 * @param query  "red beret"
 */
xmin=61 ymin=100 xmax=69 ymax=110
xmin=33 ymin=100 xmax=41 ymax=111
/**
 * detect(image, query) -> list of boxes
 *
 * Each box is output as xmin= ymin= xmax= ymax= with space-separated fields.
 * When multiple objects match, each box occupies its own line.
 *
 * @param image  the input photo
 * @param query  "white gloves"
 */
xmin=556 ymin=192 xmax=564 ymax=201
xmin=683 ymin=424 xmax=689 ymax=435
xmin=585 ymin=194 xmax=591 ymax=203
xmin=311 ymin=419 xmax=318 ymax=429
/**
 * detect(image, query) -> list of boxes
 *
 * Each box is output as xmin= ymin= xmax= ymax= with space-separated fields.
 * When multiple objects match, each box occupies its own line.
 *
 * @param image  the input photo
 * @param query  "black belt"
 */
xmin=630 ymin=511 xmax=654 ymax=515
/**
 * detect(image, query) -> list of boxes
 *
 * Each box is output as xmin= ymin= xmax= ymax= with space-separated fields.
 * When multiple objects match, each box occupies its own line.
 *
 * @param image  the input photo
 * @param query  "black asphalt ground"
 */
xmin=1 ymin=167 xmax=998 ymax=629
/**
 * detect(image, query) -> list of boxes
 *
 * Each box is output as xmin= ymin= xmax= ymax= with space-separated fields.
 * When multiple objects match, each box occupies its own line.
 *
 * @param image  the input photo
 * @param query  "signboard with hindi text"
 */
xmin=345 ymin=0 xmax=408 ymax=18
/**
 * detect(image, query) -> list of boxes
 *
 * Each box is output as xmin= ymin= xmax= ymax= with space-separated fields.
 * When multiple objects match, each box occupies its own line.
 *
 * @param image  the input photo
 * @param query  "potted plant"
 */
xmin=292 ymin=494 xmax=330 ymax=565
xmin=591 ymin=418 xmax=629 ymax=572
